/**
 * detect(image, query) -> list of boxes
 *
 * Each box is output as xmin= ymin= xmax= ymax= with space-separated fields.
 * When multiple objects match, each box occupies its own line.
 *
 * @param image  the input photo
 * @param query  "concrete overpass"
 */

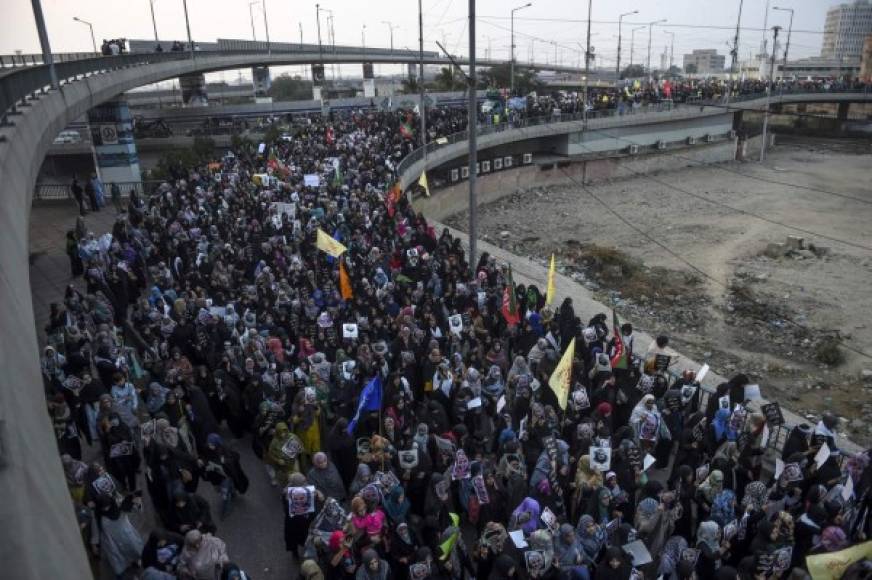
xmin=1 ymin=38 xmax=870 ymax=575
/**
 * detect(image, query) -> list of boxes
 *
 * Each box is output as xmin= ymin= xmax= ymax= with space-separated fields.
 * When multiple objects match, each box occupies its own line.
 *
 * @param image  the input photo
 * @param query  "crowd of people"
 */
xmin=42 ymin=105 xmax=872 ymax=580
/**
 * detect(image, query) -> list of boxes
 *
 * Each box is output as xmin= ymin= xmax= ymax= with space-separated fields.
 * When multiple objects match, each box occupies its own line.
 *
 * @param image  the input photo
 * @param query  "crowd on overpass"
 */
xmin=40 ymin=106 xmax=872 ymax=580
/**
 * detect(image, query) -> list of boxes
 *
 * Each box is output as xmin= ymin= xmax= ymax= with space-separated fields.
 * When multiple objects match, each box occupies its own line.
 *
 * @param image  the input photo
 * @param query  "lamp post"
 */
xmin=262 ymin=0 xmax=271 ymax=54
xmin=182 ymin=0 xmax=193 ymax=57
xmin=31 ymin=0 xmax=57 ymax=88
xmin=664 ymin=30 xmax=675 ymax=70
xmin=149 ymin=0 xmax=159 ymax=44
xmin=773 ymin=6 xmax=794 ymax=79
xmin=467 ymin=0 xmax=478 ymax=278
xmin=616 ymin=9 xmax=638 ymax=79
xmin=646 ymin=19 xmax=666 ymax=73
xmin=72 ymin=17 xmax=97 ymax=54
xmin=316 ymin=4 xmax=324 ymax=61
xmin=629 ymin=25 xmax=645 ymax=69
xmin=249 ymin=1 xmax=258 ymax=41
xmin=382 ymin=21 xmax=397 ymax=53
xmin=419 ymin=0 xmax=427 ymax=155
xmin=362 ymin=24 xmax=366 ymax=51
xmin=510 ymin=2 xmax=532 ymax=95
xmin=583 ymin=0 xmax=592 ymax=124
xmin=760 ymin=25 xmax=781 ymax=161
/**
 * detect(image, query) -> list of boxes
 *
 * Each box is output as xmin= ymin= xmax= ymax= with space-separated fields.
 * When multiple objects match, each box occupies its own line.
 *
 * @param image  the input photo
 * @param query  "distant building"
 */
xmin=682 ymin=49 xmax=726 ymax=74
xmin=821 ymin=0 xmax=872 ymax=62
xmin=861 ymin=35 xmax=872 ymax=79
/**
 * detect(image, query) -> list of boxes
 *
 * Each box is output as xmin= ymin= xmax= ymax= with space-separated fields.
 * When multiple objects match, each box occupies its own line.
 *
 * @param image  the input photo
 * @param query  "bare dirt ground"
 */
xmin=446 ymin=137 xmax=872 ymax=445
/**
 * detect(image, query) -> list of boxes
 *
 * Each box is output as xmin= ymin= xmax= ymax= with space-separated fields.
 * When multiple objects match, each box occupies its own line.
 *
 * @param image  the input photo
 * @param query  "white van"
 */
xmin=53 ymin=130 xmax=82 ymax=145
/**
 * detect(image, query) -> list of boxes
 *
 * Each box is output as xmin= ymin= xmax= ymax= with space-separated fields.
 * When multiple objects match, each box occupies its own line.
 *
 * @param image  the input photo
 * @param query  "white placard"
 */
xmin=272 ymin=201 xmax=296 ymax=218
xmin=590 ymin=446 xmax=612 ymax=472
xmin=814 ymin=442 xmax=831 ymax=469
xmin=467 ymin=397 xmax=482 ymax=410
xmin=775 ymin=457 xmax=785 ymax=481
xmin=509 ymin=529 xmax=528 ymax=548
xmin=342 ymin=323 xmax=358 ymax=339
xmin=448 ymin=314 xmax=463 ymax=336
xmin=696 ymin=363 xmax=710 ymax=383
xmin=496 ymin=395 xmax=507 ymax=414
xmin=643 ymin=454 xmax=657 ymax=472
xmin=744 ymin=384 xmax=762 ymax=401
xmin=843 ymin=475 xmax=855 ymax=502
xmin=540 ymin=507 xmax=558 ymax=533
xmin=303 ymin=174 xmax=321 ymax=187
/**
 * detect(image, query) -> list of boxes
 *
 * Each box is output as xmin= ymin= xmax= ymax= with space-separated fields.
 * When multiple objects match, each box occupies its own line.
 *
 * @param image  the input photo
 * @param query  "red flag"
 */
xmin=501 ymin=266 xmax=521 ymax=325
xmin=326 ymin=126 xmax=335 ymax=145
xmin=610 ymin=310 xmax=629 ymax=369
xmin=385 ymin=182 xmax=403 ymax=218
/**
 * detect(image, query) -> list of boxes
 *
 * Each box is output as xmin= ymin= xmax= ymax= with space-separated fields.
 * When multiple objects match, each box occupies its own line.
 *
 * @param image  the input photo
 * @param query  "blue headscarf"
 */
xmin=713 ymin=408 xmax=736 ymax=441
xmin=383 ymin=485 xmax=410 ymax=523
xmin=711 ymin=489 xmax=736 ymax=527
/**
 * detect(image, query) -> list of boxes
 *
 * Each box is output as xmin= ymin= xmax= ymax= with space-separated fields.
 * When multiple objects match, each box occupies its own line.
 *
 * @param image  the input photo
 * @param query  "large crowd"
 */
xmin=44 ymin=105 xmax=872 ymax=580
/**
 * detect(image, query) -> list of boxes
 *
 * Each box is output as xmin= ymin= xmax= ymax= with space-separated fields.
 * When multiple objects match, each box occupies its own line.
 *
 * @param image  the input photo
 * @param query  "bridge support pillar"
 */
xmin=179 ymin=73 xmax=208 ymax=107
xmin=363 ymin=63 xmax=375 ymax=98
xmin=252 ymin=66 xmax=272 ymax=103
xmin=837 ymin=102 xmax=850 ymax=121
xmin=87 ymin=100 xmax=142 ymax=188
xmin=312 ymin=64 xmax=325 ymax=101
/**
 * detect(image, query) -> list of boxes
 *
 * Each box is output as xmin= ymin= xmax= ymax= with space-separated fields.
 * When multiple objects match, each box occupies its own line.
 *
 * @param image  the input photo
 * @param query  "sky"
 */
xmin=0 ymin=0 xmax=854 ymax=74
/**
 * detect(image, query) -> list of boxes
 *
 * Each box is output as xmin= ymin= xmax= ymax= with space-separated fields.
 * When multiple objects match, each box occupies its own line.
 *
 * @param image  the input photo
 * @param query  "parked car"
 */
xmin=52 ymin=130 xmax=82 ymax=145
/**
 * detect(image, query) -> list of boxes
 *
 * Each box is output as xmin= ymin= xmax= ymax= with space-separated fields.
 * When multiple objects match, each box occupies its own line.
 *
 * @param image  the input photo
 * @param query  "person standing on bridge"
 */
xmin=85 ymin=174 xmax=99 ymax=212
xmin=71 ymin=175 xmax=86 ymax=216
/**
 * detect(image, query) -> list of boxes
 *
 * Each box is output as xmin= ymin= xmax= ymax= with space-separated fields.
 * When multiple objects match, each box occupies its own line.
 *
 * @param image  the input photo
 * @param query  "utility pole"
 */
xmin=583 ymin=0 xmax=592 ymax=124
xmin=729 ymin=0 xmax=744 ymax=97
xmin=616 ymin=10 xmax=639 ymax=80
xmin=630 ymin=25 xmax=645 ymax=69
xmin=182 ymin=0 xmax=193 ymax=58
xmin=419 ymin=0 xmax=427 ymax=156
xmin=383 ymin=21 xmax=396 ymax=53
xmin=316 ymin=4 xmax=323 ymax=60
xmin=664 ymin=30 xmax=675 ymax=69
xmin=72 ymin=17 xmax=97 ymax=54
xmin=468 ymin=0 xmax=478 ymax=278
xmin=299 ymin=22 xmax=303 ymax=48
xmin=31 ymin=0 xmax=57 ymax=88
xmin=149 ymin=0 xmax=159 ymax=44
xmin=774 ymin=6 xmax=794 ymax=79
xmin=647 ymin=19 xmax=666 ymax=74
xmin=362 ymin=24 xmax=366 ymax=51
xmin=262 ymin=0 xmax=271 ymax=54
xmin=760 ymin=26 xmax=780 ymax=161
xmin=510 ymin=3 xmax=532 ymax=95
xmin=249 ymin=1 xmax=258 ymax=42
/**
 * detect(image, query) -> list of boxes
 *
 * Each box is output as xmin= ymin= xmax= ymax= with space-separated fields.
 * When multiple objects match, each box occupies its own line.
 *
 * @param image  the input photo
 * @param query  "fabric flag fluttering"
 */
xmin=545 ymin=253 xmax=556 ymax=305
xmin=339 ymin=259 xmax=353 ymax=300
xmin=501 ymin=265 xmax=521 ymax=325
xmin=438 ymin=513 xmax=461 ymax=561
xmin=418 ymin=171 xmax=430 ymax=197
xmin=549 ymin=337 xmax=575 ymax=410
xmin=347 ymin=374 xmax=383 ymax=434
xmin=316 ymin=228 xmax=347 ymax=258
xmin=610 ymin=311 xmax=629 ymax=369
xmin=385 ymin=182 xmax=403 ymax=218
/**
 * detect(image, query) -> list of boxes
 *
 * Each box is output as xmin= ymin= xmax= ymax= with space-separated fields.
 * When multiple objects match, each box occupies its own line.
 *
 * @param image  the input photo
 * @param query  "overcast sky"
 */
xmin=0 ymin=0 xmax=852 ymax=69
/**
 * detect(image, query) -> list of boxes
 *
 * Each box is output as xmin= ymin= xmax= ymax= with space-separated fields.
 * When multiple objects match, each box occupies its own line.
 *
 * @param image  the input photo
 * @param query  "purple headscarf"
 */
xmin=512 ymin=497 xmax=541 ymax=534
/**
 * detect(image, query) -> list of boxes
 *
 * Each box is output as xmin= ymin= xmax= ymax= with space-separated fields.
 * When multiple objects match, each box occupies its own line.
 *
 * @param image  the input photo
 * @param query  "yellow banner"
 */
xmin=418 ymin=171 xmax=431 ymax=197
xmin=316 ymin=228 xmax=347 ymax=258
xmin=549 ymin=337 xmax=575 ymax=410
xmin=545 ymin=253 xmax=556 ymax=305
xmin=807 ymin=540 xmax=872 ymax=580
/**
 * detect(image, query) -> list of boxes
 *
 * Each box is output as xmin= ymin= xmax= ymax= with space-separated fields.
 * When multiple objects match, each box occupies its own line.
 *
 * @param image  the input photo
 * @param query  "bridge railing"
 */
xmin=0 ymin=52 xmax=101 ymax=69
xmin=33 ymin=180 xmax=163 ymax=201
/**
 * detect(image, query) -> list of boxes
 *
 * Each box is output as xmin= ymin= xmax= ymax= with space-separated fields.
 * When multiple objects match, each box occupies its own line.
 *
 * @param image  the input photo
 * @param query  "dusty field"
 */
xmin=446 ymin=137 xmax=872 ymax=444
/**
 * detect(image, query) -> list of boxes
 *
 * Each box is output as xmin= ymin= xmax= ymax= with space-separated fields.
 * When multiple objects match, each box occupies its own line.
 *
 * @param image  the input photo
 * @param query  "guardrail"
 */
xmin=33 ymin=180 xmax=162 ymax=201
xmin=0 ymin=52 xmax=100 ymax=69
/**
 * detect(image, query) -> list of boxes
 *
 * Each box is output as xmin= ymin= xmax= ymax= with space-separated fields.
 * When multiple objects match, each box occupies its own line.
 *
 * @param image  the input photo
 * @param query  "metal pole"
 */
xmin=149 ymin=0 xmax=159 ymax=44
xmin=419 ymin=0 xmax=427 ymax=153
xmin=262 ymin=0 xmax=271 ymax=54
xmin=774 ymin=6 xmax=793 ymax=79
xmin=511 ymin=11 xmax=514 ymax=93
xmin=299 ymin=22 xmax=303 ymax=48
xmin=316 ymin=4 xmax=323 ymax=59
xmin=31 ymin=0 xmax=57 ymax=88
xmin=583 ymin=0 xmax=591 ymax=124
xmin=249 ymin=2 xmax=257 ymax=42
xmin=630 ymin=26 xmax=644 ymax=68
xmin=665 ymin=31 xmax=674 ymax=69
xmin=647 ymin=23 xmax=653 ymax=72
xmin=362 ymin=24 xmax=366 ymax=51
xmin=729 ymin=0 xmax=744 ymax=94
xmin=468 ymin=0 xmax=478 ymax=278
xmin=74 ymin=18 xmax=97 ymax=53
xmin=182 ymin=0 xmax=194 ymax=58
xmin=760 ymin=26 xmax=780 ymax=162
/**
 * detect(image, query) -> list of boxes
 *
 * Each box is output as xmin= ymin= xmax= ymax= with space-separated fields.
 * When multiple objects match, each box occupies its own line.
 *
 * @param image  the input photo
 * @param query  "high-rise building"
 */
xmin=682 ymin=49 xmax=726 ymax=74
xmin=821 ymin=0 xmax=872 ymax=62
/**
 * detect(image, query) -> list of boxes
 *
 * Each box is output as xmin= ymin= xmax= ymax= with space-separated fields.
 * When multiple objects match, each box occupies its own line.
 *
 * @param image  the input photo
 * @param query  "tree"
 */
xmin=684 ymin=63 xmax=698 ymax=75
xmin=268 ymin=74 xmax=314 ymax=101
xmin=481 ymin=62 xmax=542 ymax=95
xmin=400 ymin=77 xmax=421 ymax=94
xmin=621 ymin=64 xmax=646 ymax=79
xmin=434 ymin=66 xmax=466 ymax=92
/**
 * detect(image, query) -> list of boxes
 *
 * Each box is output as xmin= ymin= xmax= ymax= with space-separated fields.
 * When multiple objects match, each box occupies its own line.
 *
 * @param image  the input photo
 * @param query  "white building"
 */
xmin=682 ymin=49 xmax=726 ymax=74
xmin=822 ymin=0 xmax=872 ymax=62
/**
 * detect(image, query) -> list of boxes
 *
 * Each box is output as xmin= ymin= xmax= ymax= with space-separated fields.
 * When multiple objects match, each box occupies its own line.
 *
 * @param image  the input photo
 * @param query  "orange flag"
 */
xmin=339 ymin=259 xmax=353 ymax=300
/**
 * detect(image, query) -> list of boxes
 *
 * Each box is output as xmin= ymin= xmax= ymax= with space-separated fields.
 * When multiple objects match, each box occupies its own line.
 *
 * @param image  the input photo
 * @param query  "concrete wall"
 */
xmin=416 ymin=139 xmax=738 ymax=221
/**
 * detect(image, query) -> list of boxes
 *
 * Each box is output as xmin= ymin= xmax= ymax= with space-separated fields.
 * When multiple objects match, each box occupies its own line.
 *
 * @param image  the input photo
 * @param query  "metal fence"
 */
xmin=33 ymin=180 xmax=162 ymax=201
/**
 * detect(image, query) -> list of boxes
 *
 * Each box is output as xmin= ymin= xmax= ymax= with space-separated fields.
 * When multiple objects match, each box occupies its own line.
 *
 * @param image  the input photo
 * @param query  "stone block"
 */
xmin=765 ymin=242 xmax=787 ymax=258
xmin=786 ymin=235 xmax=805 ymax=250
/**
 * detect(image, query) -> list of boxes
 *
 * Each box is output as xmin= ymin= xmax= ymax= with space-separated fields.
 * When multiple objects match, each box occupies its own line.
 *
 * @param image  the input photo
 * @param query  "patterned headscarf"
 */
xmin=711 ymin=490 xmax=737 ymax=527
xmin=743 ymin=481 xmax=769 ymax=512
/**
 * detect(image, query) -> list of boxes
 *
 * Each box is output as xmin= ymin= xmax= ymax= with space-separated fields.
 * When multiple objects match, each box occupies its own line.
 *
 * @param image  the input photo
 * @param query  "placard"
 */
xmin=639 ymin=413 xmax=660 ymax=442
xmin=815 ymin=442 xmax=831 ymax=469
xmin=451 ymin=449 xmax=471 ymax=480
xmin=282 ymin=437 xmax=303 ymax=459
xmin=681 ymin=385 xmax=697 ymax=405
xmin=496 ymin=395 xmax=506 ymax=414
xmin=744 ymin=384 xmax=762 ymax=401
xmin=472 ymin=474 xmax=490 ymax=504
xmin=272 ymin=201 xmax=296 ymax=219
xmin=540 ymin=507 xmax=559 ymax=533
xmin=654 ymin=354 xmax=671 ymax=372
xmin=341 ymin=361 xmax=356 ymax=380
xmin=467 ymin=397 xmax=482 ymax=410
xmin=590 ymin=446 xmax=612 ymax=472
xmin=109 ymin=441 xmax=133 ymax=458
xmin=448 ymin=314 xmax=463 ymax=336
xmin=524 ymin=550 xmax=546 ymax=574
xmin=342 ymin=323 xmax=358 ymax=339
xmin=303 ymin=174 xmax=321 ymax=187
xmin=643 ymin=454 xmax=657 ymax=472
xmin=509 ymin=529 xmax=528 ymax=548
xmin=696 ymin=364 xmax=710 ymax=383
xmin=399 ymin=449 xmax=419 ymax=470
xmin=783 ymin=462 xmax=803 ymax=482
xmin=409 ymin=562 xmax=431 ymax=580
xmin=287 ymin=485 xmax=316 ymax=515
xmin=774 ymin=458 xmax=785 ymax=481
xmin=718 ymin=395 xmax=731 ymax=411
xmin=843 ymin=475 xmax=855 ymax=502
xmin=572 ymin=388 xmax=591 ymax=410
xmin=761 ymin=402 xmax=785 ymax=426
xmin=622 ymin=539 xmax=653 ymax=566
xmin=375 ymin=470 xmax=400 ymax=492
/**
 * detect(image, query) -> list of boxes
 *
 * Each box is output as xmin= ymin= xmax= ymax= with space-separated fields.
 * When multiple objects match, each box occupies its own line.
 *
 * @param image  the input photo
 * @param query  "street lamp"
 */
xmin=664 ymin=30 xmax=675 ymax=70
xmin=629 ymin=25 xmax=645 ymax=69
xmin=362 ymin=24 xmax=366 ymax=51
xmin=148 ymin=0 xmax=159 ymax=44
xmin=616 ymin=9 xmax=639 ymax=79
xmin=773 ymin=6 xmax=794 ymax=79
xmin=72 ymin=16 xmax=97 ymax=54
xmin=510 ymin=2 xmax=532 ymax=95
xmin=382 ymin=21 xmax=398 ymax=53
xmin=647 ymin=19 xmax=666 ymax=73
xmin=249 ymin=1 xmax=258 ymax=42
xmin=262 ymin=0 xmax=271 ymax=54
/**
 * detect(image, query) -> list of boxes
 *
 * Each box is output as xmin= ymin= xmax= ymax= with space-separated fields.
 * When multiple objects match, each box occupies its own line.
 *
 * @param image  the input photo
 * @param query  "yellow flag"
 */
xmin=806 ymin=540 xmax=872 ymax=580
xmin=418 ymin=170 xmax=430 ymax=197
xmin=316 ymin=228 xmax=347 ymax=258
xmin=545 ymin=253 xmax=556 ymax=305
xmin=438 ymin=513 xmax=460 ymax=560
xmin=549 ymin=338 xmax=575 ymax=410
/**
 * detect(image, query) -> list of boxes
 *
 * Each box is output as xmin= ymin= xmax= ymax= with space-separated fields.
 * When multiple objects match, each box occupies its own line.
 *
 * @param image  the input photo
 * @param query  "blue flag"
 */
xmin=347 ymin=374 xmax=383 ymax=435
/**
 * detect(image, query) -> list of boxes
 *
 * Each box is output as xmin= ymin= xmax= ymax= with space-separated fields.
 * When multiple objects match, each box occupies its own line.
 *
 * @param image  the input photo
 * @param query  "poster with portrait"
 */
xmin=399 ymin=449 xmax=419 ymax=470
xmin=782 ymin=462 xmax=804 ymax=482
xmin=409 ymin=562 xmax=431 ymax=580
xmin=342 ymin=323 xmax=358 ymax=339
xmin=524 ymin=551 xmax=546 ymax=575
xmin=287 ymin=485 xmax=316 ymax=515
xmin=449 ymin=314 xmax=463 ymax=336
xmin=282 ymin=437 xmax=303 ymax=459
xmin=636 ymin=375 xmax=654 ymax=394
xmin=376 ymin=470 xmax=400 ymax=492
xmin=572 ymin=387 xmax=591 ymax=410
xmin=639 ymin=412 xmax=660 ymax=442
xmin=472 ymin=474 xmax=490 ymax=504
xmin=451 ymin=449 xmax=471 ymax=480
xmin=590 ymin=446 xmax=612 ymax=472
xmin=109 ymin=441 xmax=133 ymax=458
